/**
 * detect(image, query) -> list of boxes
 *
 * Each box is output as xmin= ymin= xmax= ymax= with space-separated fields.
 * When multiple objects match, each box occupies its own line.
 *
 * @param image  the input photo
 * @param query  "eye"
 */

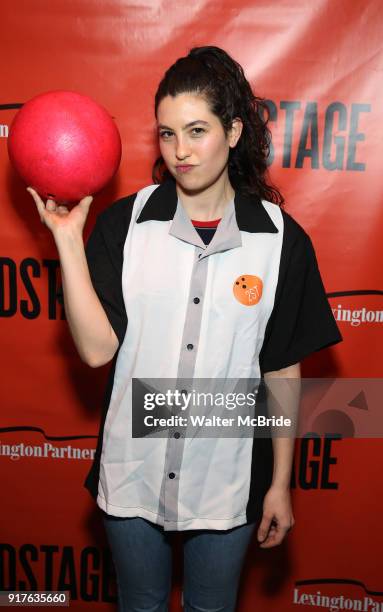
xmin=191 ymin=127 xmax=205 ymax=136
xmin=159 ymin=130 xmax=174 ymax=140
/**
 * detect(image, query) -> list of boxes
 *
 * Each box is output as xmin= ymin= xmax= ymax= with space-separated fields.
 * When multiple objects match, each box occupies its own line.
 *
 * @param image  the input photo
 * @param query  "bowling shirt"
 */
xmin=82 ymin=179 xmax=342 ymax=531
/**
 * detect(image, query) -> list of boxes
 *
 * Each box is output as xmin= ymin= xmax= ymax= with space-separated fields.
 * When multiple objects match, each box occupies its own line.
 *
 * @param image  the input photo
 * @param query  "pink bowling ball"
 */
xmin=8 ymin=90 xmax=122 ymax=203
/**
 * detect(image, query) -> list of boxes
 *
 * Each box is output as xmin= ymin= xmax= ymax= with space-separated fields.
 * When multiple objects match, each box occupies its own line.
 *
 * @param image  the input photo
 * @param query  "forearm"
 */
xmin=55 ymin=227 xmax=119 ymax=367
xmin=264 ymin=363 xmax=301 ymax=490
xmin=269 ymin=437 xmax=296 ymax=490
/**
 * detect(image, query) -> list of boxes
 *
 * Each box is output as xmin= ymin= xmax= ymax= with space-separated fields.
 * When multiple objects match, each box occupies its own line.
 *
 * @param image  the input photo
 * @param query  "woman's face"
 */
xmin=156 ymin=93 xmax=241 ymax=194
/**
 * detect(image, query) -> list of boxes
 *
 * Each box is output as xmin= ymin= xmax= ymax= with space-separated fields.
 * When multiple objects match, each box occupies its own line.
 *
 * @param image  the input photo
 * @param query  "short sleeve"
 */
xmin=259 ymin=223 xmax=343 ymax=374
xmin=85 ymin=219 xmax=126 ymax=345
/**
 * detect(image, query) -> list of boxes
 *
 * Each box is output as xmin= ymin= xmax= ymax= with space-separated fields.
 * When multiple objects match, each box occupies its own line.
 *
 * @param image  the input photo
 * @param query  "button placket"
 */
xmin=160 ymin=247 xmax=209 ymax=528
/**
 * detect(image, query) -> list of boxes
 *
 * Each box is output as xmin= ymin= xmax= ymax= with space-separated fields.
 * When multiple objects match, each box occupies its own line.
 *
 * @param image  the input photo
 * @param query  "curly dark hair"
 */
xmin=152 ymin=46 xmax=284 ymax=207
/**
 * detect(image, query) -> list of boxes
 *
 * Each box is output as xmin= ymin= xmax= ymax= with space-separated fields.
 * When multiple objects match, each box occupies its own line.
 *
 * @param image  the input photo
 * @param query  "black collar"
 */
xmin=136 ymin=179 xmax=279 ymax=233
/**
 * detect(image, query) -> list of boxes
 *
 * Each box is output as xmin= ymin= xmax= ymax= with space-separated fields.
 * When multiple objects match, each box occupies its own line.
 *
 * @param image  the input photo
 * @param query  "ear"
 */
xmin=228 ymin=118 xmax=243 ymax=148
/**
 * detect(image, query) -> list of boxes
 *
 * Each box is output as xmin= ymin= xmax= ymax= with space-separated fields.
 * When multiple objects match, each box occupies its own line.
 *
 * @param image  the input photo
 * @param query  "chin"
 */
xmin=176 ymin=179 xmax=209 ymax=196
xmin=175 ymin=174 xmax=220 ymax=195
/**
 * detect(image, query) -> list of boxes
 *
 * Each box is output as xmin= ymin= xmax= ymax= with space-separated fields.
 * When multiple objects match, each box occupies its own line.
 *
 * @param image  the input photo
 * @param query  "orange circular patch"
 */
xmin=233 ymin=274 xmax=263 ymax=306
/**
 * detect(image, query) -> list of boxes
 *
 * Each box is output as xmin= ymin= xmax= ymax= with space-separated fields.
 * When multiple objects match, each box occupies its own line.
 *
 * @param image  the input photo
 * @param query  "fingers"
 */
xmin=78 ymin=195 xmax=93 ymax=214
xmin=26 ymin=187 xmax=92 ymax=225
xmin=26 ymin=186 xmax=47 ymax=221
xmin=257 ymin=514 xmax=273 ymax=543
xmin=258 ymin=520 xmax=294 ymax=548
xmin=26 ymin=187 xmax=70 ymax=226
xmin=27 ymin=187 xmax=79 ymax=215
xmin=46 ymin=198 xmax=56 ymax=211
xmin=80 ymin=195 xmax=93 ymax=205
xmin=46 ymin=200 xmax=69 ymax=215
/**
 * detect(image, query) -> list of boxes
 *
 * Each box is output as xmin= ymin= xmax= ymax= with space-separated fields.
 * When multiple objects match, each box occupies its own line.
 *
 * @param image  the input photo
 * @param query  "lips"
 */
xmin=176 ymin=165 xmax=194 ymax=173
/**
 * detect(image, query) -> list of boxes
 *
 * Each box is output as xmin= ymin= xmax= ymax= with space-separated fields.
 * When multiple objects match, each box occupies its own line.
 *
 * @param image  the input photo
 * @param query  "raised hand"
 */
xmin=26 ymin=187 xmax=93 ymax=237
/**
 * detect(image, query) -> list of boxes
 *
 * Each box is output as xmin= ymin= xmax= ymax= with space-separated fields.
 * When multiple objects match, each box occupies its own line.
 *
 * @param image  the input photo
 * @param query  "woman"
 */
xmin=28 ymin=46 xmax=342 ymax=612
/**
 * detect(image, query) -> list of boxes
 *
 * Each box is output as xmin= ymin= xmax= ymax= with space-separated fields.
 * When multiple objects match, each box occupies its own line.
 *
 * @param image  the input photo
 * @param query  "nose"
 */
xmin=175 ymin=136 xmax=191 ymax=161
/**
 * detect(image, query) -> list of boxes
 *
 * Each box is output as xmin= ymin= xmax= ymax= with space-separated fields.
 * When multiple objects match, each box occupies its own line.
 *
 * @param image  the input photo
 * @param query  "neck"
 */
xmin=176 ymin=173 xmax=235 ymax=221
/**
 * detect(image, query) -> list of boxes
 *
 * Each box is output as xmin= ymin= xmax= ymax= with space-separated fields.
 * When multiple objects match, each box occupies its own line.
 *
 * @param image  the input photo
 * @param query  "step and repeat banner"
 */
xmin=1 ymin=1 xmax=382 ymax=610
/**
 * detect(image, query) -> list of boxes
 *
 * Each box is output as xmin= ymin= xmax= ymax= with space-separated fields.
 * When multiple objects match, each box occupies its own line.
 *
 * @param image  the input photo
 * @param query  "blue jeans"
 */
xmin=102 ymin=513 xmax=256 ymax=612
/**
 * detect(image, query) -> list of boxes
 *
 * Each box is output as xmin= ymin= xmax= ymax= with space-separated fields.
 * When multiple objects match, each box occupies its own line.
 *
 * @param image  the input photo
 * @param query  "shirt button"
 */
xmin=169 ymin=472 xmax=176 ymax=479
xmin=174 ymin=432 xmax=181 ymax=439
xmin=198 ymin=253 xmax=202 ymax=258
xmin=187 ymin=343 xmax=194 ymax=350
xmin=193 ymin=297 xmax=200 ymax=304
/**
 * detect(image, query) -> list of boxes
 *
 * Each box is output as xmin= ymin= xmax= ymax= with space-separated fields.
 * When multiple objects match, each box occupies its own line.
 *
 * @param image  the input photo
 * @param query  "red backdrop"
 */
xmin=1 ymin=1 xmax=382 ymax=609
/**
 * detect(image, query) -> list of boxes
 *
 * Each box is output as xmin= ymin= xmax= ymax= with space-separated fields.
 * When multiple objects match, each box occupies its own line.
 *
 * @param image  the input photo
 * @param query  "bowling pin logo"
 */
xmin=233 ymin=275 xmax=263 ymax=306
